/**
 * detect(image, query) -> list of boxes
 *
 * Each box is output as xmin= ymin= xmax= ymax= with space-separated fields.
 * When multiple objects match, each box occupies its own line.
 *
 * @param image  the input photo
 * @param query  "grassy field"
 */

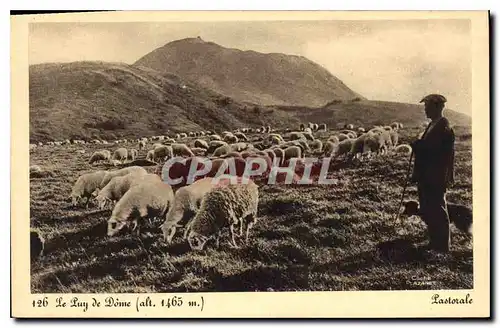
xmin=29 ymin=126 xmax=472 ymax=292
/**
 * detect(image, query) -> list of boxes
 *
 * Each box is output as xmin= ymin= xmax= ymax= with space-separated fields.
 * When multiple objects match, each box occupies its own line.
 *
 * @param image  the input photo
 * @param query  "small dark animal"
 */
xmin=402 ymin=200 xmax=472 ymax=235
xmin=30 ymin=230 xmax=45 ymax=260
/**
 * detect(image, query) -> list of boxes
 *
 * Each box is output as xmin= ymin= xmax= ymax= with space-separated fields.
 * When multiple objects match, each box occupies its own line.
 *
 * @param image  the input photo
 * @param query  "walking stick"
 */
xmin=393 ymin=150 xmax=414 ymax=224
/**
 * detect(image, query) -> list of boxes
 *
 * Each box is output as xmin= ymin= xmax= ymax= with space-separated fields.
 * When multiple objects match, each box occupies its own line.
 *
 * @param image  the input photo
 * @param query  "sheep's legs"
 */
xmin=215 ymin=231 xmax=222 ymax=249
xmin=84 ymin=197 xmax=90 ymax=209
xmin=229 ymin=224 xmax=240 ymax=248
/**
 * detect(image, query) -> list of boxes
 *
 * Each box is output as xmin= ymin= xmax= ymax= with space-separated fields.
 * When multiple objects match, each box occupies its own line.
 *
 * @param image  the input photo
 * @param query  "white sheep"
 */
xmin=337 ymin=133 xmax=349 ymax=142
xmin=89 ymin=150 xmax=111 ymax=164
xmin=186 ymin=179 xmax=259 ymax=250
xmin=213 ymin=144 xmax=232 ymax=157
xmin=100 ymin=166 xmax=148 ymax=189
xmin=112 ymin=148 xmax=128 ymax=163
xmin=146 ymin=150 xmax=154 ymax=162
xmin=224 ymin=134 xmax=238 ymax=143
xmin=153 ymin=145 xmax=173 ymax=162
xmin=283 ymin=146 xmax=302 ymax=162
xmin=160 ymin=177 xmax=218 ymax=243
xmin=234 ymin=132 xmax=249 ymax=141
xmin=95 ymin=171 xmax=152 ymax=209
xmin=71 ymin=170 xmax=107 ymax=207
xmin=171 ymin=143 xmax=195 ymax=157
xmin=328 ymin=135 xmax=340 ymax=144
xmin=230 ymin=142 xmax=251 ymax=152
xmin=310 ymin=139 xmax=323 ymax=153
xmin=323 ymin=141 xmax=338 ymax=157
xmin=194 ymin=139 xmax=209 ymax=149
xmin=333 ymin=139 xmax=355 ymax=160
xmin=107 ymin=176 xmax=174 ymax=236
xmin=209 ymin=134 xmax=222 ymax=141
xmin=128 ymin=149 xmax=138 ymax=161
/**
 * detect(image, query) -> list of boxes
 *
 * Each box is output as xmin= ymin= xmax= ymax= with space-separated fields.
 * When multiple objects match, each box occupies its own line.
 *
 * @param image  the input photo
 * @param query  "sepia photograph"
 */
xmin=11 ymin=10 xmax=490 ymax=318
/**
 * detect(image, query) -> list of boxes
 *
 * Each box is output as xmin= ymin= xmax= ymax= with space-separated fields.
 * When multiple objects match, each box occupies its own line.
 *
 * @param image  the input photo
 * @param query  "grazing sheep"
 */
xmin=30 ymin=230 xmax=45 ymax=260
xmin=310 ymin=139 xmax=323 ymax=153
xmin=337 ymin=133 xmax=349 ymax=142
xmin=234 ymin=132 xmax=249 ymax=141
xmin=402 ymin=200 xmax=472 ymax=235
xmin=346 ymin=132 xmax=357 ymax=139
xmin=179 ymin=133 xmax=188 ymax=139
xmin=94 ymin=171 xmax=149 ymax=210
xmin=100 ymin=166 xmax=148 ymax=189
xmin=346 ymin=124 xmax=354 ymax=130
xmin=358 ymin=127 xmax=366 ymax=133
xmin=333 ymin=139 xmax=355 ymax=160
xmin=171 ymin=143 xmax=195 ymax=157
xmin=323 ymin=141 xmax=338 ymax=157
xmin=348 ymin=133 xmax=371 ymax=160
xmin=363 ymin=130 xmax=392 ymax=155
xmin=161 ymin=177 xmax=219 ymax=243
xmin=283 ymin=146 xmax=302 ymax=162
xmin=299 ymin=123 xmax=305 ymax=131
xmin=318 ymin=123 xmax=327 ymax=131
xmin=112 ymin=148 xmax=128 ymax=163
xmin=389 ymin=130 xmax=399 ymax=148
xmin=394 ymin=144 xmax=412 ymax=154
xmin=190 ymin=147 xmax=207 ymax=156
xmin=231 ymin=142 xmax=250 ymax=152
xmin=107 ymin=176 xmax=174 ymax=236
xmin=209 ymin=134 xmax=222 ymax=141
xmin=213 ymin=144 xmax=232 ymax=157
xmin=304 ymin=127 xmax=313 ymax=134
xmin=327 ymin=136 xmax=340 ymax=144
xmin=272 ymin=147 xmax=285 ymax=166
xmin=138 ymin=141 xmax=146 ymax=150
xmin=194 ymin=139 xmax=209 ymax=149
xmin=186 ymin=179 xmax=259 ymax=250
xmin=71 ymin=170 xmax=107 ymax=207
xmin=89 ymin=150 xmax=111 ymax=165
xmin=207 ymin=140 xmax=228 ymax=153
xmin=146 ymin=150 xmax=154 ymax=162
xmin=152 ymin=143 xmax=164 ymax=149
xmin=289 ymin=132 xmax=306 ymax=141
xmin=224 ymin=134 xmax=238 ymax=143
xmin=128 ymin=149 xmax=138 ymax=161
xmin=153 ymin=145 xmax=173 ymax=162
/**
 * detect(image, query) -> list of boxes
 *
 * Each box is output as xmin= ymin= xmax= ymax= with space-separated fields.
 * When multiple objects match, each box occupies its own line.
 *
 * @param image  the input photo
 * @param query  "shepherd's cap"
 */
xmin=419 ymin=94 xmax=447 ymax=105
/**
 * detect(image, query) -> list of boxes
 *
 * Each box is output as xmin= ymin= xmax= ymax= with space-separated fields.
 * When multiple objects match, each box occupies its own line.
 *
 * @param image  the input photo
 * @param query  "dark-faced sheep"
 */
xmin=186 ymin=179 xmax=259 ymax=250
xmin=318 ymin=123 xmax=327 ymax=131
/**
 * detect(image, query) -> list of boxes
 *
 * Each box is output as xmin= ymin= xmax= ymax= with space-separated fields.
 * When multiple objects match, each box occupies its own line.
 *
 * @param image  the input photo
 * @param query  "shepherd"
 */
xmin=410 ymin=94 xmax=455 ymax=253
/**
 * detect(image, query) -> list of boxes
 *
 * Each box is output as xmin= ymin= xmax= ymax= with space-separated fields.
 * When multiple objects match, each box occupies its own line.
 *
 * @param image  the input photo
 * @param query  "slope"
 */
xmin=133 ymin=37 xmax=363 ymax=107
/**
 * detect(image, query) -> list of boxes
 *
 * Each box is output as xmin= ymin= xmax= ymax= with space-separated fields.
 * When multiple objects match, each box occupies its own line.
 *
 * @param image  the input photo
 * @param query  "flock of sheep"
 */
xmin=31 ymin=121 xmax=413 ymax=256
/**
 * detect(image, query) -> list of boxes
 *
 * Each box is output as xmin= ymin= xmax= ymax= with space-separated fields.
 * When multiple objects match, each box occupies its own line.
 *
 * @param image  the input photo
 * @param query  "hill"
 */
xmin=29 ymin=61 xmax=299 ymax=142
xmin=133 ymin=37 xmax=363 ymax=107
xmin=29 ymin=61 xmax=471 ymax=143
xmin=274 ymin=99 xmax=472 ymax=130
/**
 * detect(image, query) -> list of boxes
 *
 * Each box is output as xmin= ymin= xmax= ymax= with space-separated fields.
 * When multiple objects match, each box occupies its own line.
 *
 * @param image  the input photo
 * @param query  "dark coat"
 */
xmin=411 ymin=117 xmax=455 ymax=189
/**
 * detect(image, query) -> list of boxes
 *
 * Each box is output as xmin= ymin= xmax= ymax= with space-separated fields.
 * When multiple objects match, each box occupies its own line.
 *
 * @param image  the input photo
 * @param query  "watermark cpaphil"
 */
xmin=160 ymin=156 xmax=339 ymax=186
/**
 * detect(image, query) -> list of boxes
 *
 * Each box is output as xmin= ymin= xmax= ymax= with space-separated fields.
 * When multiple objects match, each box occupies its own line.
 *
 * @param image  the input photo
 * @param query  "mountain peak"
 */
xmin=134 ymin=38 xmax=363 ymax=107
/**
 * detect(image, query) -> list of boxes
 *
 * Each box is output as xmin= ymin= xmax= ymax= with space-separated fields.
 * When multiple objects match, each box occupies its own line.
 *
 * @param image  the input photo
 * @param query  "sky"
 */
xmin=29 ymin=20 xmax=471 ymax=115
